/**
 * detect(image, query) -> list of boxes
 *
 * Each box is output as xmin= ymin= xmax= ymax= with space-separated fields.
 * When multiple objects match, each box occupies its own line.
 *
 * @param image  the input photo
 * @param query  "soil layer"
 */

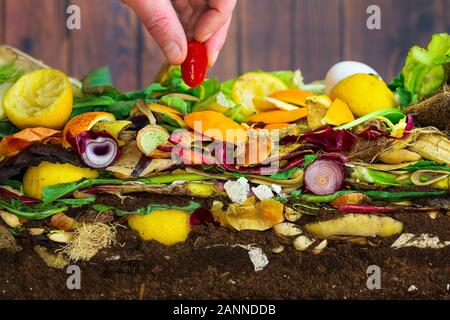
xmin=0 ymin=193 xmax=449 ymax=300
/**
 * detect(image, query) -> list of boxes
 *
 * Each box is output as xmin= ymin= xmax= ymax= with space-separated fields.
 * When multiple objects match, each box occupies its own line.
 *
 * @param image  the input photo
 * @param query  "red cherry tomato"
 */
xmin=181 ymin=41 xmax=208 ymax=88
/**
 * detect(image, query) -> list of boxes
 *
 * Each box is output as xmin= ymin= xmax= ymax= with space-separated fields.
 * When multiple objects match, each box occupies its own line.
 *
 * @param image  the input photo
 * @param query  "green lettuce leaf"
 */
xmin=400 ymin=33 xmax=450 ymax=102
xmin=93 ymin=201 xmax=200 ymax=217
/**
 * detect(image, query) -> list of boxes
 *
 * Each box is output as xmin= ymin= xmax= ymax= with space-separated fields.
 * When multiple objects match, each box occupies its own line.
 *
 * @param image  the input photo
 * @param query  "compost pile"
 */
xmin=0 ymin=33 xmax=449 ymax=299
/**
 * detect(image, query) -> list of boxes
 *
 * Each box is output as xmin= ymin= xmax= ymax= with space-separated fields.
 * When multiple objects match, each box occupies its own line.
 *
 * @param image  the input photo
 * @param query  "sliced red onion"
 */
xmin=304 ymin=159 xmax=344 ymax=195
xmin=190 ymin=208 xmax=219 ymax=226
xmin=76 ymin=131 xmax=119 ymax=169
xmin=157 ymin=145 xmax=174 ymax=152
xmin=402 ymin=114 xmax=415 ymax=138
xmin=0 ymin=187 xmax=40 ymax=204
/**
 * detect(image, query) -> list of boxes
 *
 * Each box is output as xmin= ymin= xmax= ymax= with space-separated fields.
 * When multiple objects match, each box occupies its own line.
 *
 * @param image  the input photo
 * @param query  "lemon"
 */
xmin=231 ymin=72 xmax=288 ymax=117
xmin=23 ymin=162 xmax=99 ymax=200
xmin=3 ymin=69 xmax=73 ymax=129
xmin=330 ymin=74 xmax=397 ymax=117
xmin=128 ymin=210 xmax=191 ymax=245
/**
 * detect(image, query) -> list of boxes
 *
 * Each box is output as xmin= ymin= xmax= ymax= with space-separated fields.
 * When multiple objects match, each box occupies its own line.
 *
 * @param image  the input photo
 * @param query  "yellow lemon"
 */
xmin=3 ymin=69 xmax=73 ymax=129
xmin=330 ymin=74 xmax=397 ymax=117
xmin=231 ymin=72 xmax=288 ymax=117
xmin=128 ymin=210 xmax=191 ymax=245
xmin=23 ymin=161 xmax=99 ymax=200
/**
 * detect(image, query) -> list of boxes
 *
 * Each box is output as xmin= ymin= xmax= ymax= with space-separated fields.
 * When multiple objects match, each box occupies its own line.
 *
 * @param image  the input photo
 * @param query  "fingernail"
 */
xmin=198 ymin=32 xmax=213 ymax=43
xmin=210 ymin=51 xmax=219 ymax=67
xmin=163 ymin=42 xmax=183 ymax=64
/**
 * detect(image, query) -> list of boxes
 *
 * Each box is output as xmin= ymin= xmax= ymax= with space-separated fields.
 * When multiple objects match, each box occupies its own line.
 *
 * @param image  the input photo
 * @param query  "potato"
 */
xmin=378 ymin=149 xmax=421 ymax=164
xmin=304 ymin=214 xmax=403 ymax=239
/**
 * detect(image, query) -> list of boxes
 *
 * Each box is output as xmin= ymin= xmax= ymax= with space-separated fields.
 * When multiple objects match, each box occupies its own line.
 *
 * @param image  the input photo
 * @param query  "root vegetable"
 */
xmin=28 ymin=228 xmax=45 ymax=236
xmin=0 ymin=210 xmax=21 ymax=228
xmin=34 ymin=245 xmax=69 ymax=269
xmin=48 ymin=231 xmax=74 ymax=243
xmin=304 ymin=214 xmax=403 ymax=239
xmin=271 ymin=245 xmax=285 ymax=254
xmin=293 ymin=235 xmax=314 ymax=251
xmin=378 ymin=149 xmax=422 ymax=164
xmin=312 ymin=239 xmax=328 ymax=254
xmin=274 ymin=222 xmax=302 ymax=238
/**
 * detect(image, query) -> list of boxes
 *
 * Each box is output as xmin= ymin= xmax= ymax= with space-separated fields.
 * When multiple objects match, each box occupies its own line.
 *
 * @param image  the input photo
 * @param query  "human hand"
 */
xmin=124 ymin=0 xmax=237 ymax=66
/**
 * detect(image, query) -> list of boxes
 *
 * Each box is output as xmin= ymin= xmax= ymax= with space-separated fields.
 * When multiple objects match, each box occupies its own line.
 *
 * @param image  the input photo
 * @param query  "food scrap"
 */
xmin=0 ymin=33 xmax=449 ymax=266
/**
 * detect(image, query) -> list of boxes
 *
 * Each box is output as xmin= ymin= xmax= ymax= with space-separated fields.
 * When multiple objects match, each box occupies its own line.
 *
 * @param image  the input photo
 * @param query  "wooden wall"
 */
xmin=1 ymin=0 xmax=449 ymax=91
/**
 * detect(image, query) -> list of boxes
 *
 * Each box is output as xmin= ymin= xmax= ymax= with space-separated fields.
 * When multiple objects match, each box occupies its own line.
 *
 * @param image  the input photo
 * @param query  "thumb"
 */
xmin=125 ymin=0 xmax=187 ymax=65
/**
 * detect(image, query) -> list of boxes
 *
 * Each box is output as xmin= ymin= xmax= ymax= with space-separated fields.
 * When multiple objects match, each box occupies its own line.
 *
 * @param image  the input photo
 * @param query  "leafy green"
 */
xmin=269 ymin=167 xmax=301 ymax=180
xmin=42 ymin=174 xmax=214 ymax=203
xmin=159 ymin=95 xmax=189 ymax=114
xmin=295 ymin=190 xmax=354 ymax=203
xmin=192 ymin=77 xmax=221 ymax=101
xmin=403 ymin=160 xmax=450 ymax=172
xmin=81 ymin=67 xmax=121 ymax=97
xmin=394 ymin=33 xmax=450 ymax=103
xmin=0 ymin=199 xmax=67 ymax=220
xmin=93 ymin=201 xmax=200 ymax=217
xmin=303 ymin=155 xmax=318 ymax=168
xmin=362 ymin=190 xmax=446 ymax=202
xmin=42 ymin=178 xmax=124 ymax=203
xmin=350 ymin=167 xmax=407 ymax=187
xmin=270 ymin=70 xmax=304 ymax=89
xmin=290 ymin=189 xmax=302 ymax=198
xmin=221 ymin=79 xmax=236 ymax=99
xmin=72 ymin=68 xmax=164 ymax=119
xmin=57 ymin=197 xmax=97 ymax=206
xmin=293 ymin=190 xmax=446 ymax=203
xmin=0 ymin=61 xmax=23 ymax=84
xmin=0 ymin=118 xmax=19 ymax=138
xmin=2 ymin=179 xmax=23 ymax=192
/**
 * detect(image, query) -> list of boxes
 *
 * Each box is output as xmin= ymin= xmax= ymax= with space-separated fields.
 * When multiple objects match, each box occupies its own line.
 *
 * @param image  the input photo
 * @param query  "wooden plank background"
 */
xmin=1 ymin=0 xmax=449 ymax=91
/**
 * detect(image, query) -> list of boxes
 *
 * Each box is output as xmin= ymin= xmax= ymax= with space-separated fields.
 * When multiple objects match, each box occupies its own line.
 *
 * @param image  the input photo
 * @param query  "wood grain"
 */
xmin=68 ymin=0 xmax=139 ymax=91
xmin=239 ymin=0 xmax=293 ymax=72
xmin=0 ymin=0 xmax=5 ymax=44
xmin=4 ymin=0 xmax=69 ymax=71
xmin=138 ymin=21 xmax=167 ymax=87
xmin=343 ymin=0 xmax=450 ymax=81
xmin=293 ymin=0 xmax=343 ymax=82
xmin=1 ymin=0 xmax=449 ymax=85
xmin=208 ymin=12 xmax=239 ymax=81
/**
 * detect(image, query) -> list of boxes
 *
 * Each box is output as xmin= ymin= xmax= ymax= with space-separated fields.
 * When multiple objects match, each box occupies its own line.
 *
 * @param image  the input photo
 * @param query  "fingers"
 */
xmin=204 ymin=17 xmax=231 ymax=66
xmin=194 ymin=0 xmax=237 ymax=43
xmin=125 ymin=0 xmax=187 ymax=65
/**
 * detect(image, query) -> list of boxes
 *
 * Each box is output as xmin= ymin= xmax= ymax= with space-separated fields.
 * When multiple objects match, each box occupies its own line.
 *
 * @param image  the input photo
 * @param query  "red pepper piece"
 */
xmin=337 ymin=204 xmax=396 ymax=214
xmin=181 ymin=41 xmax=208 ymax=87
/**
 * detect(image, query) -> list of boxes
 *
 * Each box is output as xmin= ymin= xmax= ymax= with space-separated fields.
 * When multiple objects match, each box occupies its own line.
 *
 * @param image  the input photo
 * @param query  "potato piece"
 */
xmin=378 ymin=149 xmax=422 ymax=164
xmin=304 ymin=214 xmax=403 ymax=239
xmin=305 ymin=95 xmax=331 ymax=129
xmin=186 ymin=182 xmax=217 ymax=197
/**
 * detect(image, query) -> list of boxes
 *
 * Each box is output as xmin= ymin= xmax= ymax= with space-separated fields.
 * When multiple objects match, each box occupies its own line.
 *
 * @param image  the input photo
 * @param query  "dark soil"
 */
xmin=0 ymin=193 xmax=449 ymax=300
